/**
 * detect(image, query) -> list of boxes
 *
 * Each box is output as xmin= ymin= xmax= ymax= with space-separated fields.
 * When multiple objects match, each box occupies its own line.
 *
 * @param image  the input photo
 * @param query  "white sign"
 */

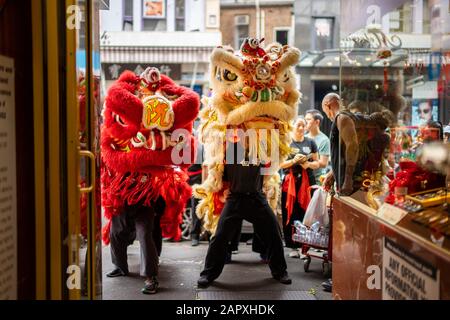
xmin=412 ymin=81 xmax=438 ymax=99
xmin=0 ymin=55 xmax=17 ymax=300
xmin=383 ymin=237 xmax=440 ymax=300
xmin=377 ymin=203 xmax=408 ymax=225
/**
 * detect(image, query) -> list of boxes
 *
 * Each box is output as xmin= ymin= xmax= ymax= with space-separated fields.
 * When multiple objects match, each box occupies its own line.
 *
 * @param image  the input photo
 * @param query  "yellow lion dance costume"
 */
xmin=194 ymin=39 xmax=301 ymax=235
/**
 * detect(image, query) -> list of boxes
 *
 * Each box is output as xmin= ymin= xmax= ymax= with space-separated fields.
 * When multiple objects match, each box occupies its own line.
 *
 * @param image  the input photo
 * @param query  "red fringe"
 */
xmin=101 ymin=167 xmax=191 ymax=244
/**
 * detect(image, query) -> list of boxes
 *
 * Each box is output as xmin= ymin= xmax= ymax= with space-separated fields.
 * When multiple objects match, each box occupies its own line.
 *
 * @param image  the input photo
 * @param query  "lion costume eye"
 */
xmin=223 ymin=69 xmax=237 ymax=82
xmin=113 ymin=113 xmax=127 ymax=127
xmin=249 ymin=38 xmax=259 ymax=49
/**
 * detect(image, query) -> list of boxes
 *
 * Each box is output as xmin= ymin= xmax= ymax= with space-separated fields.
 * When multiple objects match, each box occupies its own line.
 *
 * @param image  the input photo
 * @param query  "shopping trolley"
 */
xmin=291 ymin=198 xmax=333 ymax=277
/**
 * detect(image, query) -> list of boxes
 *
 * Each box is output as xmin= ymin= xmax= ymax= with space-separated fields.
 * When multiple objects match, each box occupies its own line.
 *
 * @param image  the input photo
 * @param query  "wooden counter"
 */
xmin=332 ymin=192 xmax=450 ymax=300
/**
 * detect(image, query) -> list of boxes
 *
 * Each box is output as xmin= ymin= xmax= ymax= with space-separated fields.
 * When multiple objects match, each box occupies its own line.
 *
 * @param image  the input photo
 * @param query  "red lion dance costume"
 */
xmin=101 ymin=67 xmax=199 ymax=244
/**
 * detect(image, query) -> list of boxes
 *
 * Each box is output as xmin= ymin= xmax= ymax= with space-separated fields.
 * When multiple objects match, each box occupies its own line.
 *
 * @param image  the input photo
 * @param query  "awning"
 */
xmin=100 ymin=46 xmax=214 ymax=64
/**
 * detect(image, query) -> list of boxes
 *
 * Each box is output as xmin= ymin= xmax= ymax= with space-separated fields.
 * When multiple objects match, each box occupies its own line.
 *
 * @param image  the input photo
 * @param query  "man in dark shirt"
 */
xmin=197 ymin=141 xmax=292 ymax=287
xmin=320 ymin=92 xmax=359 ymax=293
xmin=322 ymin=93 xmax=359 ymax=196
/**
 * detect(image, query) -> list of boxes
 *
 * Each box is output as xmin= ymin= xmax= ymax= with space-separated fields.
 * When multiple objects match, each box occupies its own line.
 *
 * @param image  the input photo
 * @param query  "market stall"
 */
xmin=332 ymin=190 xmax=450 ymax=300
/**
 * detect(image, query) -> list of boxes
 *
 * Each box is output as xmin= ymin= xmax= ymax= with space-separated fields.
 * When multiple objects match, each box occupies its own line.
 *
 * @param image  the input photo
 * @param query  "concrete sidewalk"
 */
xmin=102 ymin=240 xmax=332 ymax=300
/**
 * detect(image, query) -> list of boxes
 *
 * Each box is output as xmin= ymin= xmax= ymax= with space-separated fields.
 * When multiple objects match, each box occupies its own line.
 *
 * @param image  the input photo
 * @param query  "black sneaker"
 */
xmin=274 ymin=273 xmax=292 ymax=285
xmin=106 ymin=268 xmax=128 ymax=278
xmin=191 ymin=239 xmax=199 ymax=247
xmin=142 ymin=277 xmax=159 ymax=294
xmin=197 ymin=276 xmax=213 ymax=288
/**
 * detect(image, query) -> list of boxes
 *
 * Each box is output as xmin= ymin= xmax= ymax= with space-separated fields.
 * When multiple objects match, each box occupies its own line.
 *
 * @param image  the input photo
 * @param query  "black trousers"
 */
xmin=200 ymin=192 xmax=288 ymax=281
xmin=110 ymin=204 xmax=159 ymax=277
xmin=190 ymin=197 xmax=202 ymax=240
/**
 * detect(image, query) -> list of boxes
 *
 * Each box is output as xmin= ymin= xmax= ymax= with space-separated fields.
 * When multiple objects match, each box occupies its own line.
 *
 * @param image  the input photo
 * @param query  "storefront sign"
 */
xmin=383 ymin=237 xmax=440 ymax=300
xmin=103 ymin=63 xmax=181 ymax=81
xmin=377 ymin=203 xmax=408 ymax=225
xmin=412 ymin=81 xmax=438 ymax=100
xmin=143 ymin=0 xmax=165 ymax=19
xmin=0 ymin=55 xmax=17 ymax=300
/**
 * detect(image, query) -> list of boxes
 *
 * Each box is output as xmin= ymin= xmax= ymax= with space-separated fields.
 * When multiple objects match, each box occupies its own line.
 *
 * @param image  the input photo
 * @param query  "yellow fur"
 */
xmin=194 ymin=42 xmax=301 ymax=234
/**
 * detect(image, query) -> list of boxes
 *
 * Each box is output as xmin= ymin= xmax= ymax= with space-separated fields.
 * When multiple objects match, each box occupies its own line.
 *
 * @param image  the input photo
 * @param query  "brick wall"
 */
xmin=220 ymin=5 xmax=293 ymax=49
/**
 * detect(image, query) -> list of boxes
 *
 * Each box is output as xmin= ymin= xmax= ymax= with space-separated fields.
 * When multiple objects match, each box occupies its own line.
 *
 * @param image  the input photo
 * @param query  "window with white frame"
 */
xmin=235 ymin=15 xmax=249 ymax=50
xmin=175 ymin=0 xmax=185 ymax=31
xmin=123 ymin=0 xmax=133 ymax=31
xmin=274 ymin=28 xmax=290 ymax=46
xmin=312 ymin=17 xmax=334 ymax=51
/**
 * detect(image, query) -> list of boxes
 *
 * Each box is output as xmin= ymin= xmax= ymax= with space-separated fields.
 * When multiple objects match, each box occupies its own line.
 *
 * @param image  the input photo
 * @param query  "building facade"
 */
xmin=220 ymin=0 xmax=295 ymax=50
xmin=294 ymin=0 xmax=449 ymax=130
xmin=294 ymin=0 xmax=341 ymax=118
xmin=100 ymin=0 xmax=221 ymax=96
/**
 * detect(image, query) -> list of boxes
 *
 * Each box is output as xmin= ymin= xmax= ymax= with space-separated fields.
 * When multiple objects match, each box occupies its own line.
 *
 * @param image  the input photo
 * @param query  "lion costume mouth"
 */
xmin=226 ymin=99 xmax=297 ymax=127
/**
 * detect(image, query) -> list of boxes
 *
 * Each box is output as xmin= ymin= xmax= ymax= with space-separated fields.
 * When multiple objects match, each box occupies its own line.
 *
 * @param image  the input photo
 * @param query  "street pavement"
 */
xmin=102 ymin=240 xmax=332 ymax=300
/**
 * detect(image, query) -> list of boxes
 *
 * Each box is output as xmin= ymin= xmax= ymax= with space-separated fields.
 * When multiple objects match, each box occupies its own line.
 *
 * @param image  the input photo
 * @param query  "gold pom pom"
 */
xmin=242 ymin=86 xmax=254 ymax=98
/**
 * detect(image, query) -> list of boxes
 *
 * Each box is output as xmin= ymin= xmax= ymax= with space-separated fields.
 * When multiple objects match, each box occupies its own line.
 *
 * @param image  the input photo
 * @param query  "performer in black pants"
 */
xmin=109 ymin=204 xmax=159 ymax=278
xmin=197 ymin=142 xmax=291 ymax=287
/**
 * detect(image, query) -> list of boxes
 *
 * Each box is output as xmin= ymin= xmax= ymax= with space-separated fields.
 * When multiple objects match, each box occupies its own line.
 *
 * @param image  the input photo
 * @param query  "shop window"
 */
xmin=389 ymin=10 xmax=403 ymax=33
xmin=143 ymin=19 xmax=167 ymax=31
xmin=235 ymin=15 xmax=249 ymax=49
xmin=123 ymin=0 xmax=133 ymax=31
xmin=390 ymin=4 xmax=415 ymax=33
xmin=175 ymin=0 xmax=185 ymax=31
xmin=312 ymin=17 xmax=334 ymax=51
xmin=209 ymin=14 xmax=217 ymax=27
xmin=275 ymin=29 xmax=289 ymax=46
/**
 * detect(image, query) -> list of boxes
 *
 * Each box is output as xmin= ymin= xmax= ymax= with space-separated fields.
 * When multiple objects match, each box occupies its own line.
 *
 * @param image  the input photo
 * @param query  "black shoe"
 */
xmin=224 ymin=252 xmax=232 ymax=264
xmin=322 ymin=279 xmax=332 ymax=292
xmin=106 ymin=268 xmax=128 ymax=278
xmin=197 ymin=276 xmax=213 ymax=288
xmin=274 ymin=273 xmax=292 ymax=285
xmin=142 ymin=277 xmax=159 ymax=294
xmin=191 ymin=239 xmax=199 ymax=247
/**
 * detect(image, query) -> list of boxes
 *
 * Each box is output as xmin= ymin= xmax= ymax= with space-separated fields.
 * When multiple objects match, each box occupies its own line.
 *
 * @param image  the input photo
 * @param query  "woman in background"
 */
xmin=280 ymin=117 xmax=320 ymax=258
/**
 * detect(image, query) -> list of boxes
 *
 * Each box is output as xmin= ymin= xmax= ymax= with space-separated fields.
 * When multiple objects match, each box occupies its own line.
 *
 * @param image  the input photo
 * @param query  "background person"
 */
xmin=321 ymin=93 xmax=359 ymax=196
xmin=444 ymin=125 xmax=450 ymax=143
xmin=280 ymin=117 xmax=320 ymax=258
xmin=305 ymin=109 xmax=331 ymax=185
xmin=188 ymin=131 xmax=205 ymax=247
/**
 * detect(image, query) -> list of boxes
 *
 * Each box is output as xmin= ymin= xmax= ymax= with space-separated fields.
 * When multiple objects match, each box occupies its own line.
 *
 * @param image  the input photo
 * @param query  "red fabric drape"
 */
xmin=282 ymin=168 xmax=311 ymax=226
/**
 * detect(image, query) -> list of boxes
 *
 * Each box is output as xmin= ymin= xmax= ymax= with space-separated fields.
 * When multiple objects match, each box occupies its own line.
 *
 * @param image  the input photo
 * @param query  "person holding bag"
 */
xmin=280 ymin=117 xmax=320 ymax=258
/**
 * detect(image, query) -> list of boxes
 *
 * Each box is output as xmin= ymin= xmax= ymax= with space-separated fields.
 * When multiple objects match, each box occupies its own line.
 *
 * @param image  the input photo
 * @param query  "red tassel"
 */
xmin=282 ymin=170 xmax=296 ymax=226
xmin=298 ymin=168 xmax=311 ymax=211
